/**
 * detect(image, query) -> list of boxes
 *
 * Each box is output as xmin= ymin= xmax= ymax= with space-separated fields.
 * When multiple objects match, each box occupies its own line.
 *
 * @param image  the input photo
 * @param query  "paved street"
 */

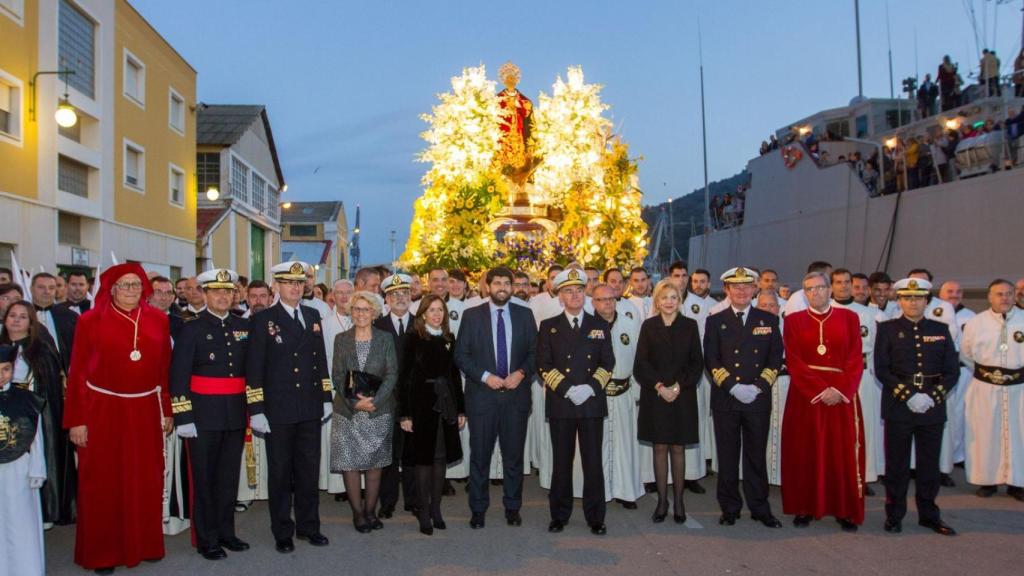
xmin=45 ymin=466 xmax=1023 ymax=575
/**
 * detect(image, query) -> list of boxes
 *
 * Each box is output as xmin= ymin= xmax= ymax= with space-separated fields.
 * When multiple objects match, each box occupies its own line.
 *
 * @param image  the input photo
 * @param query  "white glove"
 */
xmin=176 ymin=423 xmax=198 ymax=438
xmin=566 ymin=385 xmax=594 ymax=406
xmin=322 ymin=402 xmax=333 ymax=423
xmin=29 ymin=477 xmax=46 ymax=489
xmin=730 ymin=384 xmax=761 ymax=404
xmin=907 ymin=393 xmax=934 ymax=414
xmin=250 ymin=414 xmax=271 ymax=435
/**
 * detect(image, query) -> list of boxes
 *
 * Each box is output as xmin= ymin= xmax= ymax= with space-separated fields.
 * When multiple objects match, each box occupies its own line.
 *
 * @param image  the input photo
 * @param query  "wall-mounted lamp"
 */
xmin=206 ymin=186 xmax=220 ymax=201
xmin=30 ymin=65 xmax=77 ymax=127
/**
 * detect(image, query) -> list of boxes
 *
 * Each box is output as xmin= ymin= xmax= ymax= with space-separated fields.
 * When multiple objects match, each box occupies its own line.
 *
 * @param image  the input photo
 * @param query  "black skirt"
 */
xmin=637 ymin=384 xmax=699 ymax=445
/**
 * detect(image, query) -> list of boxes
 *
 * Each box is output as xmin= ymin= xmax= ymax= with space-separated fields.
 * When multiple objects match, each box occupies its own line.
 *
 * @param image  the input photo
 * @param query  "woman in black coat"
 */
xmin=398 ymin=294 xmax=465 ymax=535
xmin=1 ymin=300 xmax=76 ymax=525
xmin=633 ymin=280 xmax=703 ymax=524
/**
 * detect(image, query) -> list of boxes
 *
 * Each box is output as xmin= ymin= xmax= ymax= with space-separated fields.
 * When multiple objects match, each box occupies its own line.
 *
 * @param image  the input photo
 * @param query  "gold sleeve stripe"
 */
xmin=711 ymin=368 xmax=729 ymax=386
xmin=593 ymin=368 xmax=612 ymax=387
xmin=322 ymin=379 xmax=333 ymax=393
xmin=543 ymin=370 xmax=565 ymax=391
xmin=246 ymin=386 xmax=264 ymax=404
xmin=171 ymin=395 xmax=193 ymax=414
xmin=760 ymin=368 xmax=779 ymax=386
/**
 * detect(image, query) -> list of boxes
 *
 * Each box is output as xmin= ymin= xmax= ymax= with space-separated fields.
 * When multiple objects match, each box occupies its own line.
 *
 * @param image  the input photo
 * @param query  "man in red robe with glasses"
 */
xmin=782 ymin=270 xmax=866 ymax=532
xmin=64 ymin=262 xmax=172 ymax=574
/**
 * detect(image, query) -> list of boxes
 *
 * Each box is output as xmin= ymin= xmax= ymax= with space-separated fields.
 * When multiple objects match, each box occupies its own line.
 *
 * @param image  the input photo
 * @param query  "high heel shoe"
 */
xmin=674 ymin=512 xmax=687 ymax=524
xmin=651 ymin=501 xmax=668 ymax=523
xmin=432 ymin=517 xmax=447 ymax=530
xmin=353 ymin=516 xmax=372 ymax=534
xmin=674 ymin=500 xmax=687 ymax=524
xmin=367 ymin=514 xmax=384 ymax=530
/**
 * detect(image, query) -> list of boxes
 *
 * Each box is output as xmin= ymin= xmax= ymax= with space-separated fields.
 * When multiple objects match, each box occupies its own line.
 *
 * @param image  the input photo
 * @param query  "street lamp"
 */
xmin=281 ymin=201 xmax=292 ymax=210
xmin=205 ymin=186 xmax=220 ymax=201
xmin=30 ymin=65 xmax=77 ymax=127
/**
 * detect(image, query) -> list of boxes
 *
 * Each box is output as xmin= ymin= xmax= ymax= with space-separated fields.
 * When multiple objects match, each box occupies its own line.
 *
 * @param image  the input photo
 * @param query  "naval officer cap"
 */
xmin=272 ymin=261 xmax=309 ymax=282
xmin=720 ymin=267 xmax=759 ymax=284
xmin=382 ymin=273 xmax=412 ymax=294
xmin=894 ymin=277 xmax=932 ymax=297
xmin=197 ymin=268 xmax=238 ymax=290
xmin=553 ymin=268 xmax=586 ymax=292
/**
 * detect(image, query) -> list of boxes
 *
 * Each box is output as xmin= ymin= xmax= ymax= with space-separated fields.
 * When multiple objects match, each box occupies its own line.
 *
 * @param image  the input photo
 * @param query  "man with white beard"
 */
xmin=939 ymin=280 xmax=975 ymax=467
xmin=960 ymin=279 xmax=1024 ymax=501
xmin=831 ymin=268 xmax=883 ymax=494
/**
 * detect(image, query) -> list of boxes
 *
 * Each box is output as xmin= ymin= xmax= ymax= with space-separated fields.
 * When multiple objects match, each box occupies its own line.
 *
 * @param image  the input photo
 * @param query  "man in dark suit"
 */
xmin=170 ymin=269 xmax=251 ymax=560
xmin=875 ymin=278 xmax=959 ymax=536
xmin=454 ymin=266 xmax=537 ymax=529
xmin=149 ymin=275 xmax=184 ymax=341
xmin=246 ymin=261 xmax=333 ymax=553
xmin=537 ymin=268 xmax=615 ymax=535
xmin=30 ymin=272 xmax=77 ymax=371
xmin=61 ymin=271 xmax=92 ymax=315
xmin=704 ymin=267 xmax=784 ymax=528
xmin=373 ymin=273 xmax=417 ymax=518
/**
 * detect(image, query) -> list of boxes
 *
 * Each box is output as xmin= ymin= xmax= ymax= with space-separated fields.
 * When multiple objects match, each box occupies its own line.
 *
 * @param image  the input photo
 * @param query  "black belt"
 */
xmin=973 ymin=364 xmax=1024 ymax=386
xmin=605 ymin=377 xmax=631 ymax=397
xmin=895 ymin=372 xmax=943 ymax=389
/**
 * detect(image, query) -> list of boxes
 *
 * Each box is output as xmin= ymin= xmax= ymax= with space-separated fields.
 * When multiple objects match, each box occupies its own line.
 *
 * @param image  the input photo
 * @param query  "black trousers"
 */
xmin=186 ymin=429 xmax=244 ymax=548
xmin=380 ymin=421 xmax=417 ymax=511
xmin=712 ymin=409 xmax=772 ymax=518
xmin=264 ymin=419 xmax=321 ymax=541
xmin=549 ymin=417 xmax=605 ymax=524
xmin=884 ymin=419 xmax=943 ymax=523
xmin=466 ymin=392 xmax=530 ymax=513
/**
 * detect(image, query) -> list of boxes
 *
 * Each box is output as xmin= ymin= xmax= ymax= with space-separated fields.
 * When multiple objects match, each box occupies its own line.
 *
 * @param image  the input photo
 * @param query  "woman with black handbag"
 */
xmin=398 ymin=294 xmax=465 ymax=535
xmin=330 ymin=291 xmax=398 ymax=533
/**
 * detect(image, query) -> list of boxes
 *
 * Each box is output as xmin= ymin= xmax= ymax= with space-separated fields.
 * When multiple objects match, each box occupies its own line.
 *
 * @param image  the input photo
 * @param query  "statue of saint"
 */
xmin=496 ymin=62 xmax=534 ymax=185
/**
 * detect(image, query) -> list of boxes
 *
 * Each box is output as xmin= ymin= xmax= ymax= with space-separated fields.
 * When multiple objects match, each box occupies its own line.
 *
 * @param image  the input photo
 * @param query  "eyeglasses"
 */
xmin=805 ymin=285 xmax=829 ymax=293
xmin=115 ymin=281 xmax=144 ymax=291
xmin=351 ymin=306 xmax=374 ymax=314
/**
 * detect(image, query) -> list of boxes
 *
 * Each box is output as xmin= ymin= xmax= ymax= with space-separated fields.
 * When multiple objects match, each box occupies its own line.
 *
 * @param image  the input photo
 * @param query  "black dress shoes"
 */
xmin=863 ymin=484 xmax=876 ymax=496
xmin=470 ymin=512 xmax=485 ymax=529
xmin=94 ymin=568 xmax=115 ymax=575
xmin=275 ymin=538 xmax=295 ymax=553
xmin=199 ymin=546 xmax=227 ymax=561
xmin=753 ymin=514 xmax=782 ymax=528
xmin=617 ymin=499 xmax=638 ymax=509
xmin=367 ymin=515 xmax=384 ymax=530
xmin=219 ymin=537 xmax=250 ymax=552
xmin=353 ymin=517 xmax=372 ymax=534
xmin=297 ymin=532 xmax=330 ymax=546
xmin=443 ymin=480 xmax=456 ymax=496
xmin=673 ymin=513 xmax=687 ymax=525
xmin=836 ymin=518 xmax=858 ymax=532
xmin=684 ymin=480 xmax=706 ymax=494
xmin=719 ymin=512 xmax=738 ymax=526
xmin=590 ymin=522 xmax=607 ymax=535
xmin=505 ymin=510 xmax=522 ymax=526
xmin=418 ymin=516 xmax=434 ymax=536
xmin=378 ymin=505 xmax=395 ymax=519
xmin=1008 ymin=486 xmax=1024 ymax=501
xmin=884 ymin=518 xmax=902 ymax=533
xmin=919 ymin=519 xmax=957 ymax=536
xmin=548 ymin=519 xmax=566 ymax=533
xmin=432 ymin=517 xmax=447 ymax=530
xmin=792 ymin=515 xmax=812 ymax=528
xmin=939 ymin=473 xmax=956 ymax=487
xmin=975 ymin=485 xmax=998 ymax=498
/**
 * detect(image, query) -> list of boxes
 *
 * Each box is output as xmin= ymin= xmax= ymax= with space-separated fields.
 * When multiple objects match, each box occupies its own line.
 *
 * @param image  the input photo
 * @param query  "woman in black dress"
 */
xmin=1 ymin=300 xmax=76 ymax=525
xmin=398 ymin=294 xmax=465 ymax=535
xmin=634 ymin=279 xmax=703 ymax=524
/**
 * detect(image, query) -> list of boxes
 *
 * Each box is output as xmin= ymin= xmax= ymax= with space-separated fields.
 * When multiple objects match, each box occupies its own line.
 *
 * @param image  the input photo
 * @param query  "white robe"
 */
xmin=836 ymin=299 xmax=883 ymax=482
xmin=680 ymin=292 xmax=715 ymax=479
xmin=0 ymin=418 xmax=46 ymax=576
xmin=948 ymin=305 xmax=977 ymax=464
xmin=529 ymin=293 xmax=562 ymax=487
xmin=162 ymin=434 xmax=190 ymax=535
xmin=960 ymin=308 xmax=1024 ymax=486
xmin=319 ymin=310 xmax=351 ymax=493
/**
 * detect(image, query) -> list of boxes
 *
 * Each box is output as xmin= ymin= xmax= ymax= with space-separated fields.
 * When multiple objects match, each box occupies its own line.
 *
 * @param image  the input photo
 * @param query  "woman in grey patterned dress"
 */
xmin=331 ymin=291 xmax=398 ymax=533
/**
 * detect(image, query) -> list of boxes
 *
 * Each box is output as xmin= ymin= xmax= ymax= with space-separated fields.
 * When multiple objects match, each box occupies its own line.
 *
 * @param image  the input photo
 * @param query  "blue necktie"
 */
xmin=495 ymin=308 xmax=508 ymax=378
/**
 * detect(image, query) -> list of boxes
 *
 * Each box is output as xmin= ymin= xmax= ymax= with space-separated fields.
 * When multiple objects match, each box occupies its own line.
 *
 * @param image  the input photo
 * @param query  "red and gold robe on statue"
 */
xmin=781 ymin=306 xmax=866 ymax=524
xmin=63 ymin=263 xmax=171 ymax=570
xmin=497 ymin=88 xmax=533 ymax=171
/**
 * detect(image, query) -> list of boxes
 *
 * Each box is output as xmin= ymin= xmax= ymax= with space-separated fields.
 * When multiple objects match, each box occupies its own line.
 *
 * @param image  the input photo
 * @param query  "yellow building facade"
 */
xmin=0 ymin=0 xmax=196 ymax=278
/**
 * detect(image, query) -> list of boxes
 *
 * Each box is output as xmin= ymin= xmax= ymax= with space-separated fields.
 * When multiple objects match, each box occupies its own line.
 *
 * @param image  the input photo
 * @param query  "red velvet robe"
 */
xmin=63 ymin=301 xmax=171 ymax=569
xmin=781 ymin=306 xmax=866 ymax=524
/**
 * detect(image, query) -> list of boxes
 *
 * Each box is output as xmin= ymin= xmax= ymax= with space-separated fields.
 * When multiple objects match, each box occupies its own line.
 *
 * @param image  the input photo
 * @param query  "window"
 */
xmin=0 ymin=0 xmax=25 ymax=25
xmin=825 ymin=119 xmax=850 ymax=139
xmin=0 ymin=73 xmax=22 ymax=144
xmin=252 ymin=173 xmax=266 ymax=213
xmin=290 ymin=225 xmax=317 ymax=237
xmin=123 ymin=49 xmax=145 ymax=107
xmin=168 ymin=88 xmax=185 ymax=134
xmin=196 ymin=152 xmax=220 ymax=198
xmin=169 ymin=163 xmax=184 ymax=206
xmin=58 ymin=0 xmax=95 ymax=98
xmin=231 ymin=156 xmax=248 ymax=203
xmin=58 ymin=155 xmax=89 ymax=198
xmin=123 ymin=139 xmax=145 ymax=191
xmin=58 ymin=212 xmax=82 ymax=245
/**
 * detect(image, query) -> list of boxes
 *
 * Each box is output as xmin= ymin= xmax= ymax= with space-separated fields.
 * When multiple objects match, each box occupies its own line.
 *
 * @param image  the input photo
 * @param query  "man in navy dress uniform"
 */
xmin=537 ymin=268 xmax=615 ymax=535
xmin=170 ymin=268 xmax=252 ymax=560
xmin=874 ymin=278 xmax=959 ymax=536
xmin=704 ymin=267 xmax=784 ymax=528
xmin=246 ymin=261 xmax=333 ymax=553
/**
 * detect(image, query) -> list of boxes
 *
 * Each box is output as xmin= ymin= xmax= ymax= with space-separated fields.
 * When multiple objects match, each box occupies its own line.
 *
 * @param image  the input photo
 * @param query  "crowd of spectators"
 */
xmin=709 ymin=184 xmax=748 ymax=230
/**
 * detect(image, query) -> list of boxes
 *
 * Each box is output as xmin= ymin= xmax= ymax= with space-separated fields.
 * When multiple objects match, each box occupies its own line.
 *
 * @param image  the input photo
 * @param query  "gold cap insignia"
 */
xmin=908 ymin=280 xmax=919 ymax=290
xmin=216 ymin=269 xmax=231 ymax=283
xmin=569 ymin=269 xmax=580 ymax=281
xmin=735 ymin=268 xmax=748 ymax=280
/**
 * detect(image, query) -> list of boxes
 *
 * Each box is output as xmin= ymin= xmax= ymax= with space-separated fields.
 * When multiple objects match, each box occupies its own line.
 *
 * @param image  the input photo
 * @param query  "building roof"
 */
xmin=196 ymin=207 xmax=229 ymax=239
xmin=280 ymin=201 xmax=344 ymax=224
xmin=197 ymin=104 xmax=285 ymax=187
xmin=281 ymin=240 xmax=333 ymax=266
